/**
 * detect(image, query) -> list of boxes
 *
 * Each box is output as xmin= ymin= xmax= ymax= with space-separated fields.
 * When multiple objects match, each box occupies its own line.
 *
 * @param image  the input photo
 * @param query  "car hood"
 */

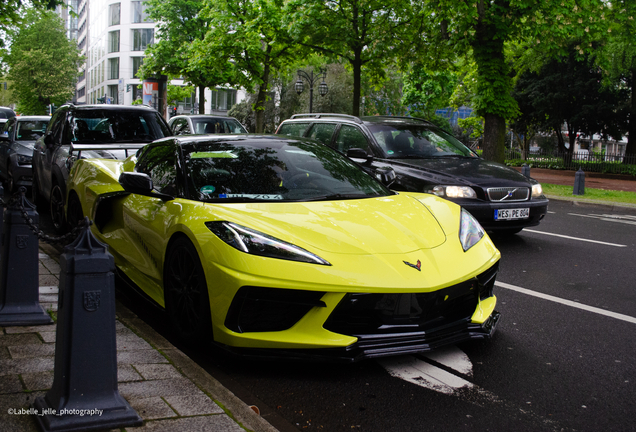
xmin=388 ymin=157 xmax=534 ymax=188
xmin=14 ymin=141 xmax=37 ymax=156
xmin=205 ymin=194 xmax=449 ymax=255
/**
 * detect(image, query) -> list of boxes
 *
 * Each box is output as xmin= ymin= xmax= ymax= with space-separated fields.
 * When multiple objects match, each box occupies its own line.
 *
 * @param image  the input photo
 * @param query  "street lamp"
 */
xmin=295 ymin=68 xmax=328 ymax=113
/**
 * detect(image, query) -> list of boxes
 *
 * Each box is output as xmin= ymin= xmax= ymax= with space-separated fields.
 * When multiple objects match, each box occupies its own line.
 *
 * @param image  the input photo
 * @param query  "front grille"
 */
xmin=225 ymin=286 xmax=326 ymax=333
xmin=487 ymin=187 xmax=529 ymax=202
xmin=324 ymin=263 xmax=498 ymax=337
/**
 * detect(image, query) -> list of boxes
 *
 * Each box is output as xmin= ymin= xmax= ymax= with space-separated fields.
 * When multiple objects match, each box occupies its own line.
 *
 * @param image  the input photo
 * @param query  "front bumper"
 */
xmin=459 ymin=197 xmax=549 ymax=231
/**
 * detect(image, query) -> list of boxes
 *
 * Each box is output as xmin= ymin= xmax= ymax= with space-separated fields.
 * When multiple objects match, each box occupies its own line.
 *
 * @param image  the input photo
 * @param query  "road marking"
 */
xmin=496 ymin=281 xmax=636 ymax=325
xmin=378 ymin=347 xmax=474 ymax=395
xmin=568 ymin=213 xmax=636 ymax=226
xmin=523 ymin=229 xmax=627 ymax=247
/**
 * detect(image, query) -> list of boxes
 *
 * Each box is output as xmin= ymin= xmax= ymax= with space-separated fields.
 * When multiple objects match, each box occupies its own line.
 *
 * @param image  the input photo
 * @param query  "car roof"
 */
xmin=160 ymin=134 xmax=308 ymax=148
xmin=284 ymin=113 xmax=436 ymax=128
xmin=16 ymin=115 xmax=51 ymax=121
xmin=59 ymin=104 xmax=159 ymax=112
xmin=171 ymin=115 xmax=239 ymax=120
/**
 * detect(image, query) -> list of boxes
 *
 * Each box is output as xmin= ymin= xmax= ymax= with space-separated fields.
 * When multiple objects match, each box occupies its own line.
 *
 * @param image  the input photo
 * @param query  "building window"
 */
xmin=132 ymin=57 xmax=144 ymax=78
xmin=108 ymin=85 xmax=119 ymax=104
xmin=108 ymin=31 xmax=120 ymax=53
xmin=109 ymin=3 xmax=120 ymax=26
xmin=131 ymin=1 xmax=152 ymax=23
xmin=210 ymin=89 xmax=237 ymax=111
xmin=77 ymin=86 xmax=85 ymax=98
xmin=108 ymin=57 xmax=119 ymax=80
xmin=132 ymin=29 xmax=153 ymax=51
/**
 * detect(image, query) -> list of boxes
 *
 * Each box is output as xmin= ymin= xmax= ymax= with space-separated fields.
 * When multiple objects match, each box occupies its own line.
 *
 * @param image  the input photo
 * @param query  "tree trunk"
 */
xmin=481 ymin=113 xmax=506 ymax=163
xmin=254 ymin=50 xmax=272 ymax=133
xmin=351 ymin=49 xmax=362 ymax=117
xmin=623 ymin=67 xmax=636 ymax=164
xmin=198 ymin=85 xmax=205 ymax=114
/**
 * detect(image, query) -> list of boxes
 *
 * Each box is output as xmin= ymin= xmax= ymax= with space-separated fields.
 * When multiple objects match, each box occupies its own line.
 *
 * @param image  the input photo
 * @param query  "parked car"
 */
xmin=168 ymin=115 xmax=247 ymax=135
xmin=276 ymin=114 xmax=549 ymax=235
xmin=0 ymin=107 xmax=16 ymax=130
xmin=32 ymin=104 xmax=172 ymax=232
xmin=66 ymin=134 xmax=501 ymax=361
xmin=0 ymin=115 xmax=50 ymax=193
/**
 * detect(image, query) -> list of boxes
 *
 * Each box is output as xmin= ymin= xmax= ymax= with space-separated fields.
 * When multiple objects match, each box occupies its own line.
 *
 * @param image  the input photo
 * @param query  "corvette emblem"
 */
xmin=403 ymin=260 xmax=422 ymax=271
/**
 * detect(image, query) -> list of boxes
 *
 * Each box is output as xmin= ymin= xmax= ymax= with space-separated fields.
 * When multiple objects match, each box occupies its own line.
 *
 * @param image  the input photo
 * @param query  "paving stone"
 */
xmin=40 ymin=261 xmax=61 ymax=274
xmin=118 ymin=364 xmax=144 ymax=383
xmin=118 ymin=378 xmax=203 ymax=400
xmin=164 ymin=394 xmax=224 ymax=416
xmin=0 ymin=375 xmax=24 ymax=394
xmin=117 ymin=350 xmax=168 ymax=365
xmin=0 ymin=347 xmax=11 ymax=360
xmin=38 ymin=274 xmax=59 ymax=286
xmin=21 ymin=370 xmax=54 ymax=391
xmin=38 ymin=294 xmax=59 ymax=303
xmin=4 ymin=324 xmax=56 ymax=334
xmin=116 ymin=338 xmax=153 ymax=351
xmin=0 ymin=357 xmax=54 ymax=376
xmin=8 ymin=344 xmax=56 ymax=359
xmin=0 ymin=391 xmax=47 ymax=431
xmin=39 ymin=302 xmax=58 ymax=312
xmin=0 ymin=333 xmax=42 ymax=347
xmin=130 ymin=414 xmax=245 ymax=432
xmin=38 ymin=331 xmax=56 ymax=343
xmin=39 ymin=286 xmax=58 ymax=294
xmin=133 ymin=364 xmax=183 ymax=380
xmin=129 ymin=396 xmax=177 ymax=420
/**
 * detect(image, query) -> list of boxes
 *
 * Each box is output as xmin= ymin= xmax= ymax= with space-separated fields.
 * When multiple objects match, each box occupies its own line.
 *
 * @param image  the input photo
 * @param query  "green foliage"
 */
xmin=166 ymin=84 xmax=195 ymax=105
xmin=402 ymin=68 xmax=458 ymax=120
xmin=0 ymin=0 xmax=65 ymax=48
xmin=6 ymin=10 xmax=81 ymax=115
xmin=458 ymin=116 xmax=484 ymax=140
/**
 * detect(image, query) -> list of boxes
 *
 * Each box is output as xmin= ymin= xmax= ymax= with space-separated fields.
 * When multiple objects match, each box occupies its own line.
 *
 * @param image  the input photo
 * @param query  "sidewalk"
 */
xmin=0 ymin=244 xmax=278 ymax=432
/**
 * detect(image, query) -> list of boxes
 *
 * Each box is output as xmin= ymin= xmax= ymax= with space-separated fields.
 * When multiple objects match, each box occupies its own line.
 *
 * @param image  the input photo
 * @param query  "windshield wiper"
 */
xmin=299 ymin=193 xmax=374 ymax=202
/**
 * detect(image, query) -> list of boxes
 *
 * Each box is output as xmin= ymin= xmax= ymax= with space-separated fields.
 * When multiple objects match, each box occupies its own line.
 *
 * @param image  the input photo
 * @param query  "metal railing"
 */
xmin=504 ymin=149 xmax=636 ymax=176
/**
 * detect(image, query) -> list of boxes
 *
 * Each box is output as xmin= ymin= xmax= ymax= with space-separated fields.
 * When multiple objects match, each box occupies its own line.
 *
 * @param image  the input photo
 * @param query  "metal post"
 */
xmin=0 ymin=188 xmax=53 ymax=326
xmin=573 ymin=167 xmax=585 ymax=195
xmin=33 ymin=219 xmax=142 ymax=431
xmin=521 ymin=164 xmax=531 ymax=178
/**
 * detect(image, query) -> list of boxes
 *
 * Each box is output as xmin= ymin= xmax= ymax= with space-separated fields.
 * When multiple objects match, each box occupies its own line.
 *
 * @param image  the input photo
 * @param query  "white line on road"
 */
xmin=523 ymin=229 xmax=627 ymax=247
xmin=496 ymin=281 xmax=636 ymax=325
xmin=568 ymin=213 xmax=636 ymax=226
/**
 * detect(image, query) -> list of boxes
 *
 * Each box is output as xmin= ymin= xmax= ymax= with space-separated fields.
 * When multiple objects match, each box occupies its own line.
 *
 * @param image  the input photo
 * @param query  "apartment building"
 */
xmin=69 ymin=0 xmax=241 ymax=115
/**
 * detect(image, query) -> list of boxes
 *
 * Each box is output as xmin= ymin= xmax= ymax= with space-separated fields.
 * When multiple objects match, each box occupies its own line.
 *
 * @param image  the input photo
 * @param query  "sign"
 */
xmin=143 ymin=81 xmax=158 ymax=107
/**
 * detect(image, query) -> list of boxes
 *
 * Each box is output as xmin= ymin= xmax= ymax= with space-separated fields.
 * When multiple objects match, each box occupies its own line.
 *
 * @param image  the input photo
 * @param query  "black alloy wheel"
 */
xmin=49 ymin=183 xmax=66 ymax=233
xmin=164 ymin=236 xmax=212 ymax=345
xmin=66 ymin=193 xmax=84 ymax=231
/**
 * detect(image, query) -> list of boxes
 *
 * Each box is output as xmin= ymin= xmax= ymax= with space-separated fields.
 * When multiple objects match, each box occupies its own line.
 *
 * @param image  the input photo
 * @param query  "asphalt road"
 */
xmin=36 ymin=198 xmax=636 ymax=432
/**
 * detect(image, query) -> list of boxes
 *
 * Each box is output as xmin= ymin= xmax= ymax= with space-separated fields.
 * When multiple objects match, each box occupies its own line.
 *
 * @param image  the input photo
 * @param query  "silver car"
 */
xmin=168 ymin=115 xmax=247 ymax=135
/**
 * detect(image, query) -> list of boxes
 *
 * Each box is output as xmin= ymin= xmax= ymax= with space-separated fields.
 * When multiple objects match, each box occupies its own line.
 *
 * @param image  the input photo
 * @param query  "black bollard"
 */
xmin=521 ymin=163 xmax=531 ymax=178
xmin=0 ymin=187 xmax=53 ymax=326
xmin=573 ymin=167 xmax=585 ymax=195
xmin=33 ymin=218 xmax=142 ymax=432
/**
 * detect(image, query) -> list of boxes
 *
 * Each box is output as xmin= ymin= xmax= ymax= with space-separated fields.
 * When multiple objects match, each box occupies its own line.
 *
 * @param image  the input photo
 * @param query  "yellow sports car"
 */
xmin=66 ymin=134 xmax=501 ymax=361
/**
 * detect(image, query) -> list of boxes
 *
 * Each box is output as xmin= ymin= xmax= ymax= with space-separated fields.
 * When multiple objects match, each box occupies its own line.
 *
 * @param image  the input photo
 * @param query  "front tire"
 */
xmin=50 ymin=183 xmax=66 ymax=233
xmin=31 ymin=170 xmax=44 ymax=210
xmin=164 ymin=236 xmax=212 ymax=345
xmin=66 ymin=192 xmax=84 ymax=231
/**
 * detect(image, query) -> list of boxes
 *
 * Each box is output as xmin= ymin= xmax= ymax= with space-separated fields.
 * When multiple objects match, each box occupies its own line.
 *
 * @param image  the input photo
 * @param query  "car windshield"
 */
xmin=367 ymin=124 xmax=478 ymax=159
xmin=184 ymin=139 xmax=390 ymax=202
xmin=64 ymin=110 xmax=170 ymax=144
xmin=16 ymin=120 xmax=49 ymax=141
xmin=191 ymin=118 xmax=247 ymax=134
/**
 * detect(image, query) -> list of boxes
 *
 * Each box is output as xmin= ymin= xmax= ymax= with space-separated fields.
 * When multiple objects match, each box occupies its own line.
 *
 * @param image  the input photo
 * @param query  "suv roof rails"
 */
xmin=290 ymin=113 xmax=363 ymax=124
xmin=366 ymin=115 xmax=434 ymax=125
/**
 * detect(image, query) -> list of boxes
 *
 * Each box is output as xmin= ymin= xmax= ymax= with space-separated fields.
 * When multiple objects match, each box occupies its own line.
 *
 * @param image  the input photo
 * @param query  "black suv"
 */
xmin=32 ymin=104 xmax=172 ymax=231
xmin=276 ymin=114 xmax=548 ymax=234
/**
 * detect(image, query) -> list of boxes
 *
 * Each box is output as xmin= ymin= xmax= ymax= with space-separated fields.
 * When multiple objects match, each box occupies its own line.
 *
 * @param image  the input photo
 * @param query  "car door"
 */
xmin=0 ymin=118 xmax=16 ymax=179
xmin=115 ymin=142 xmax=184 ymax=304
xmin=33 ymin=110 xmax=65 ymax=199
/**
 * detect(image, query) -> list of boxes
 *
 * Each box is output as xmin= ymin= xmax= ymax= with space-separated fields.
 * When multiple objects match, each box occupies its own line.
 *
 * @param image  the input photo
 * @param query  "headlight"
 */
xmin=206 ymin=221 xmax=331 ymax=265
xmin=432 ymin=185 xmax=477 ymax=199
xmin=17 ymin=154 xmax=32 ymax=165
xmin=532 ymin=183 xmax=543 ymax=198
xmin=459 ymin=208 xmax=485 ymax=252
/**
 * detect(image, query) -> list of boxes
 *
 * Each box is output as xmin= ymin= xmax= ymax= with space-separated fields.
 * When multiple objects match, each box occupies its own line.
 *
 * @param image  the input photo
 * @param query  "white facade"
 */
xmin=72 ymin=0 xmax=243 ymax=115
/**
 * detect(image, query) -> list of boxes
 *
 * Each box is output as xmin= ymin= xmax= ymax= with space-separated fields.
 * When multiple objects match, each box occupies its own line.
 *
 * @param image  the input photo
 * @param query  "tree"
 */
xmin=0 ymin=0 xmax=64 ymax=48
xmin=288 ymin=0 xmax=412 ymax=117
xmin=413 ymin=0 xmax=608 ymax=163
xmin=6 ymin=11 xmax=81 ymax=115
xmin=512 ymin=48 xmax=629 ymax=159
xmin=402 ymin=67 xmax=457 ymax=121
xmin=140 ymin=0 xmax=234 ymax=114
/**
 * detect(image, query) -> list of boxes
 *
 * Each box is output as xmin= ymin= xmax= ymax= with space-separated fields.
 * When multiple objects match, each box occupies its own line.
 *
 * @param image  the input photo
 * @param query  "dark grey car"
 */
xmin=276 ymin=114 xmax=549 ymax=235
xmin=32 ymin=104 xmax=172 ymax=232
xmin=0 ymin=115 xmax=50 ymax=193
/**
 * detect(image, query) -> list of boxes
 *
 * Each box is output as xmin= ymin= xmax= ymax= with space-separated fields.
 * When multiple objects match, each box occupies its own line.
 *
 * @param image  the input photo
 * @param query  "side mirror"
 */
xmin=375 ymin=166 xmax=396 ymax=187
xmin=346 ymin=148 xmax=374 ymax=165
xmin=118 ymin=172 xmax=174 ymax=201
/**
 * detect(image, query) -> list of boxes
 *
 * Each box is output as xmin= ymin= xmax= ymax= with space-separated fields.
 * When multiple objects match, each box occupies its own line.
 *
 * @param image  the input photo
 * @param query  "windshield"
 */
xmin=16 ymin=120 xmax=49 ymax=141
xmin=64 ymin=110 xmax=171 ymax=144
xmin=184 ymin=139 xmax=390 ymax=202
xmin=192 ymin=118 xmax=247 ymax=134
xmin=367 ymin=124 xmax=478 ymax=159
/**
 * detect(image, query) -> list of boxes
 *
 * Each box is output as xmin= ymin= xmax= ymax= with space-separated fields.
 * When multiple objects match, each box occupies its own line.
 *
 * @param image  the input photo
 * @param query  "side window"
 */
xmin=306 ymin=123 xmax=337 ymax=146
xmin=334 ymin=125 xmax=369 ymax=153
xmin=48 ymin=111 xmax=66 ymax=144
xmin=278 ymin=122 xmax=309 ymax=137
xmin=137 ymin=144 xmax=179 ymax=196
xmin=5 ymin=119 xmax=15 ymax=138
xmin=171 ymin=119 xmax=187 ymax=135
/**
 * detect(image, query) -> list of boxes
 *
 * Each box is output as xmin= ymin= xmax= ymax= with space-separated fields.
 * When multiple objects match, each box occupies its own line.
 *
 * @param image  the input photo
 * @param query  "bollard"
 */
xmin=573 ymin=167 xmax=585 ymax=195
xmin=521 ymin=163 xmax=531 ymax=178
xmin=0 ymin=188 xmax=53 ymax=326
xmin=33 ymin=218 xmax=142 ymax=432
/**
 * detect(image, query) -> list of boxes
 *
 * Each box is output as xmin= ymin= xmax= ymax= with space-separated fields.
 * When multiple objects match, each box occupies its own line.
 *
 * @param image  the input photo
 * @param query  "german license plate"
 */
xmin=495 ymin=208 xmax=530 ymax=220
